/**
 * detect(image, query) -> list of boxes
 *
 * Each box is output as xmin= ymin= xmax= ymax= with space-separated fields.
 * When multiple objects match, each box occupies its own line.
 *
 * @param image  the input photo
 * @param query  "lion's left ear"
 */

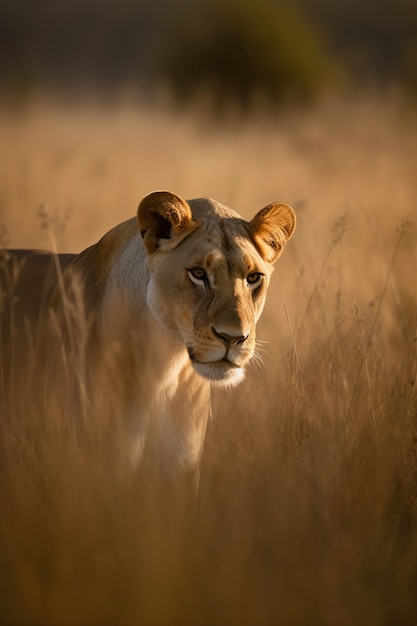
xmin=249 ymin=202 xmax=296 ymax=263
xmin=137 ymin=191 xmax=198 ymax=254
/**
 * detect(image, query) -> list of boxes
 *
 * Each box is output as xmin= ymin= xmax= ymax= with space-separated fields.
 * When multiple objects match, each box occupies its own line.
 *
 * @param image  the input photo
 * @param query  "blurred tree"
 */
xmin=158 ymin=0 xmax=339 ymax=108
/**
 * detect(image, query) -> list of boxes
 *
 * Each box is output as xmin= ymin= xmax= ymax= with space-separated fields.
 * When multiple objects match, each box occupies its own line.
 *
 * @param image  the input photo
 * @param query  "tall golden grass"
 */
xmin=1 ymin=93 xmax=417 ymax=625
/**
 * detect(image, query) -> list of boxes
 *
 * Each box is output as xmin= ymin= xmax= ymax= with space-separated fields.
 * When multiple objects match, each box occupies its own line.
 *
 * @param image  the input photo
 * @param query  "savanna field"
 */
xmin=0 ymin=93 xmax=417 ymax=625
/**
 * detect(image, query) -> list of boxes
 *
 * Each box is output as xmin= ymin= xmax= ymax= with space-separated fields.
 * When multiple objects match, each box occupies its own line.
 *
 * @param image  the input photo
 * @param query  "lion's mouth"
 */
xmin=187 ymin=348 xmax=245 ymax=385
xmin=187 ymin=348 xmax=236 ymax=367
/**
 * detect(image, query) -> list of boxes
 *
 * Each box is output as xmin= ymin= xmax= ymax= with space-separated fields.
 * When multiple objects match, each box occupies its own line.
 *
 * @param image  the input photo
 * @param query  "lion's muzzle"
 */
xmin=211 ymin=325 xmax=249 ymax=349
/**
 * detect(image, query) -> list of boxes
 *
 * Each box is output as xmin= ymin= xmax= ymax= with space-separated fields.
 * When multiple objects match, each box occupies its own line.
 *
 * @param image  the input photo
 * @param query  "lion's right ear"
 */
xmin=137 ymin=191 xmax=197 ymax=254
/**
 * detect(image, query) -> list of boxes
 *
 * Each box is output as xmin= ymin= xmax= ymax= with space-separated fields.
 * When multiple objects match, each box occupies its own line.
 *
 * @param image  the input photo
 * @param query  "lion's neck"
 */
xmin=142 ymin=340 xmax=211 ymax=478
xmin=96 ymin=231 xmax=211 ymax=478
xmin=101 ymin=227 xmax=149 ymax=320
xmin=123 ymin=323 xmax=211 ymax=479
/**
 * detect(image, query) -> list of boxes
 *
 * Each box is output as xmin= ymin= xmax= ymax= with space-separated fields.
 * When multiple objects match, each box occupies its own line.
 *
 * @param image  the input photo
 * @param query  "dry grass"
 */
xmin=1 ymin=92 xmax=417 ymax=625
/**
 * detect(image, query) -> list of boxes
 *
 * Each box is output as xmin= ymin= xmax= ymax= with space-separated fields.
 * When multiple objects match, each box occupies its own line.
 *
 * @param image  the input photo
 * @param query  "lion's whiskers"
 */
xmin=250 ymin=341 xmax=267 ymax=371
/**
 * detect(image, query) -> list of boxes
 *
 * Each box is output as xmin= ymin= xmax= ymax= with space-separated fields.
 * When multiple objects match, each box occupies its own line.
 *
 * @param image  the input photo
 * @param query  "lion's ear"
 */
xmin=137 ymin=191 xmax=197 ymax=254
xmin=249 ymin=202 xmax=296 ymax=263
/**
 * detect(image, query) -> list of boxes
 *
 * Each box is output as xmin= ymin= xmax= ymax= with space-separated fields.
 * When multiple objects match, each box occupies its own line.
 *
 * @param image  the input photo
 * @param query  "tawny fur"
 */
xmin=0 ymin=191 xmax=295 ymax=498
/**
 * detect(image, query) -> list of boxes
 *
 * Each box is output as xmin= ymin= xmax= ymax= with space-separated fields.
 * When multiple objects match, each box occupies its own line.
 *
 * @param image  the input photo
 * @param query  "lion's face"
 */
xmin=138 ymin=192 xmax=296 ymax=387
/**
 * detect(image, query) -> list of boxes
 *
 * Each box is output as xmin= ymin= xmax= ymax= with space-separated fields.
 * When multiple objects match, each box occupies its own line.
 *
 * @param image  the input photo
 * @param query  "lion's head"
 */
xmin=138 ymin=191 xmax=295 ymax=387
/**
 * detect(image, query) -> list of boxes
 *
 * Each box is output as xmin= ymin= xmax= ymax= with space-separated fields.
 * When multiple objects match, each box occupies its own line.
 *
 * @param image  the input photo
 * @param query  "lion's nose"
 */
xmin=212 ymin=326 xmax=249 ymax=348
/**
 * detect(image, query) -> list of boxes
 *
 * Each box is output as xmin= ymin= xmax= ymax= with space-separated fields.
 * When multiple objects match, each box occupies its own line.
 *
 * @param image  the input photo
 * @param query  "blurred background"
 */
xmin=1 ymin=3 xmax=417 ymax=625
xmin=0 ymin=0 xmax=416 ymax=109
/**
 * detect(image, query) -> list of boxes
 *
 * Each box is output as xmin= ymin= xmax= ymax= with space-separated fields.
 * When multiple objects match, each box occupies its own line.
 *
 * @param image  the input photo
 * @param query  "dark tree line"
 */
xmin=0 ymin=0 xmax=416 ymax=104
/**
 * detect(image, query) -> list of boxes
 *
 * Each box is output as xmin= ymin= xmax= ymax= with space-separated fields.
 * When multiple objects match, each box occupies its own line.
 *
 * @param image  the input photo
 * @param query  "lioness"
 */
xmin=0 ymin=191 xmax=295 ymax=495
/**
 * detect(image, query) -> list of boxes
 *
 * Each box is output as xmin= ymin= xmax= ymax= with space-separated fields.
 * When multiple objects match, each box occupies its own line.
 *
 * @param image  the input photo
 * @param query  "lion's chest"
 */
xmin=152 ymin=405 xmax=207 ymax=474
xmin=128 ymin=356 xmax=211 ymax=477
xmin=150 ymin=367 xmax=210 ymax=475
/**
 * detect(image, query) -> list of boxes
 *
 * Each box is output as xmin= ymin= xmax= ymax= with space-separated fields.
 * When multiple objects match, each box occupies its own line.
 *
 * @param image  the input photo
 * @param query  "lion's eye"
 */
xmin=188 ymin=267 xmax=207 ymax=285
xmin=247 ymin=272 xmax=263 ymax=287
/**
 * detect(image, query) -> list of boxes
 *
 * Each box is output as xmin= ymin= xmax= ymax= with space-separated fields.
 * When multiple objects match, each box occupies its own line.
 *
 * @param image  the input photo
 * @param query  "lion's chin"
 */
xmin=192 ymin=360 xmax=246 ymax=388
